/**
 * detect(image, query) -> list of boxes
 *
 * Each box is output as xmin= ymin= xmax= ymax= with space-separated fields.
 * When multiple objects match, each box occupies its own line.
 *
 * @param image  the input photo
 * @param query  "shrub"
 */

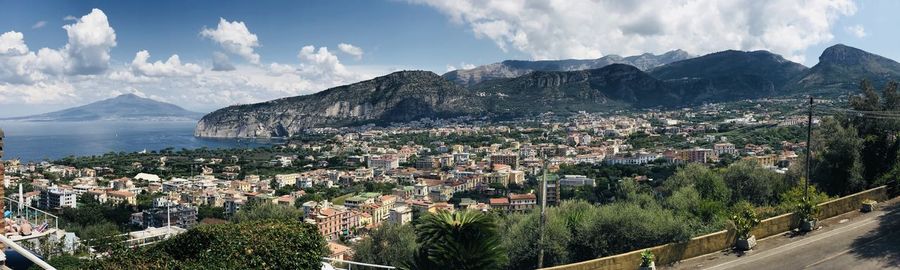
xmin=797 ymin=199 xmax=821 ymax=221
xmin=731 ymin=202 xmax=760 ymax=240
xmin=776 ymin=181 xmax=831 ymax=214
xmin=640 ymin=249 xmax=655 ymax=267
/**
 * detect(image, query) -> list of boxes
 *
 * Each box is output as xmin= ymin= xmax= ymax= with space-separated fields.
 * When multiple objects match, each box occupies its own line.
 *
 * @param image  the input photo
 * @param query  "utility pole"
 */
xmin=167 ymin=200 xmax=172 ymax=229
xmin=805 ymin=96 xmax=813 ymax=202
xmin=0 ymin=128 xmax=4 ymax=213
xmin=537 ymin=156 xmax=548 ymax=269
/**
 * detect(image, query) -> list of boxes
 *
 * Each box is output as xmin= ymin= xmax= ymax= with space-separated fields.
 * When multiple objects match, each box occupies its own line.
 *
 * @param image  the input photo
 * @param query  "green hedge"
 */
xmin=88 ymin=220 xmax=327 ymax=269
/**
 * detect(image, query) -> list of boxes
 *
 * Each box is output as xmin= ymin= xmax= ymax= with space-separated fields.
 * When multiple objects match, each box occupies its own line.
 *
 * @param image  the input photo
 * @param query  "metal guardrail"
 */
xmin=0 ymin=235 xmax=56 ymax=270
xmin=122 ymin=226 xmax=185 ymax=248
xmin=3 ymin=197 xmax=59 ymax=232
xmin=322 ymin=257 xmax=396 ymax=270
xmin=72 ymin=226 xmax=187 ymax=253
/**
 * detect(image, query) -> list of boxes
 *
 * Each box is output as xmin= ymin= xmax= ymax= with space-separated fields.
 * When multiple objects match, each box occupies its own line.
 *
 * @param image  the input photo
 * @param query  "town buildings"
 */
xmin=38 ymin=186 xmax=78 ymax=209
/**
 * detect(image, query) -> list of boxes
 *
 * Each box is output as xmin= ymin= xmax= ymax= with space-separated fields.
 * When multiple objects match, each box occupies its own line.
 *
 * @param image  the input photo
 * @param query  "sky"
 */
xmin=0 ymin=0 xmax=897 ymax=116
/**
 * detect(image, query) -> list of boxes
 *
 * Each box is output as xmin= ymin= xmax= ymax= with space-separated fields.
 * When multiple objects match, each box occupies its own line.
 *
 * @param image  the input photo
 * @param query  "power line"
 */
xmin=814 ymin=107 xmax=900 ymax=120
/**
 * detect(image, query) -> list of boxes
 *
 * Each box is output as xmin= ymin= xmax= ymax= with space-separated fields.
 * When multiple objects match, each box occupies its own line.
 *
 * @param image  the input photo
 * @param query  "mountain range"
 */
xmin=195 ymin=44 xmax=900 ymax=138
xmin=195 ymin=71 xmax=481 ymax=137
xmin=3 ymin=94 xmax=203 ymax=122
xmin=787 ymin=44 xmax=900 ymax=94
xmin=443 ymin=50 xmax=692 ymax=87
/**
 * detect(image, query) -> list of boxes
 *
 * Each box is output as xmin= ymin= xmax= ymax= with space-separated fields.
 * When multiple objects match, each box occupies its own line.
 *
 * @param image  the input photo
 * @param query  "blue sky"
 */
xmin=2 ymin=0 xmax=515 ymax=76
xmin=0 ymin=0 xmax=897 ymax=116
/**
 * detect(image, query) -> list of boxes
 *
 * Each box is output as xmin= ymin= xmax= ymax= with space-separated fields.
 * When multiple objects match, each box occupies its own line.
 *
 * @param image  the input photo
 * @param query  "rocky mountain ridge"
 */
xmin=443 ymin=50 xmax=692 ymax=87
xmin=195 ymin=44 xmax=900 ymax=138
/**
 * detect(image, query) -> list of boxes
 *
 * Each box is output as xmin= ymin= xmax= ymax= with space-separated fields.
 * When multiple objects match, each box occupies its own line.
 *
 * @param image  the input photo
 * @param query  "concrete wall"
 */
xmin=818 ymin=186 xmax=886 ymax=219
xmin=540 ymin=186 xmax=889 ymax=270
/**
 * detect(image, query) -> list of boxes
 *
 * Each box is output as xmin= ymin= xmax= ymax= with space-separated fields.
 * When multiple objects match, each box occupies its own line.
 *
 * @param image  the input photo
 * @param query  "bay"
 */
xmin=0 ymin=120 xmax=276 ymax=162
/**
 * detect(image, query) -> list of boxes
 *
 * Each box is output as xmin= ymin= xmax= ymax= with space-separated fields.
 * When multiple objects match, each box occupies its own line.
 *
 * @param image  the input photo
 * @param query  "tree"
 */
xmin=811 ymin=117 xmax=866 ymax=196
xmin=776 ymin=180 xmax=831 ymax=214
xmin=68 ymin=222 xmax=126 ymax=255
xmin=502 ymin=201 xmax=586 ymax=269
xmin=666 ymin=186 xmax=727 ymax=228
xmin=664 ymin=163 xmax=730 ymax=203
xmin=197 ymin=205 xmax=226 ymax=220
xmin=353 ymin=223 xmax=418 ymax=267
xmin=723 ymin=160 xmax=787 ymax=205
xmin=573 ymin=201 xmax=693 ymax=261
xmin=232 ymin=203 xmax=303 ymax=223
xmin=407 ymin=210 xmax=506 ymax=270
xmin=849 ymin=80 xmax=900 ymax=184
xmin=31 ymin=255 xmax=86 ymax=270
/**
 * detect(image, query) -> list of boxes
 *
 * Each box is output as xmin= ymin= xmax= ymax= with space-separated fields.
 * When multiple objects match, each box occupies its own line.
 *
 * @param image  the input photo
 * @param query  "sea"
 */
xmin=0 ymin=120 xmax=277 ymax=162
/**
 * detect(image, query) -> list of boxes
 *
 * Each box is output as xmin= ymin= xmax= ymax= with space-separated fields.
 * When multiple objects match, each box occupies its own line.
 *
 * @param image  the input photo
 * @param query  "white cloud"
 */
xmin=130 ymin=50 xmax=202 ymax=77
xmin=211 ymin=51 xmax=235 ymax=71
xmin=267 ymin=62 xmax=296 ymax=75
xmin=845 ymin=24 xmax=866 ymax=38
xmin=201 ymin=18 xmax=261 ymax=64
xmin=0 ymin=31 xmax=63 ymax=84
xmin=62 ymin=8 xmax=117 ymax=75
xmin=297 ymin=45 xmax=352 ymax=80
xmin=338 ymin=43 xmax=364 ymax=59
xmin=31 ymin=21 xmax=47 ymax=29
xmin=0 ymin=10 xmax=390 ymax=113
xmin=0 ymin=31 xmax=29 ymax=55
xmin=0 ymin=80 xmax=76 ymax=104
xmin=446 ymin=62 xmax=477 ymax=72
xmin=411 ymin=0 xmax=857 ymax=63
xmin=62 ymin=15 xmax=77 ymax=21
xmin=0 ymin=9 xmax=116 ymax=85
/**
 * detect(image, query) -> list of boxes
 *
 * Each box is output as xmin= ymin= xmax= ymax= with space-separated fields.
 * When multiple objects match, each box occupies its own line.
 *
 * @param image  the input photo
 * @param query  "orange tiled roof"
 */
xmin=489 ymin=198 xmax=509 ymax=205
xmin=508 ymin=193 xmax=536 ymax=200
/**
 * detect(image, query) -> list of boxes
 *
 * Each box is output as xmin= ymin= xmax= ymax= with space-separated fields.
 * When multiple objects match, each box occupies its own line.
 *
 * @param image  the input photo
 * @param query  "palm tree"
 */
xmin=406 ymin=210 xmax=506 ymax=270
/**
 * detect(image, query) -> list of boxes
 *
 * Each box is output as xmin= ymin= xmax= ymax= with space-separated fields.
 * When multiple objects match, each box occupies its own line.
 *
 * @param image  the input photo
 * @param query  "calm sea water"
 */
xmin=0 ymin=120 xmax=275 ymax=162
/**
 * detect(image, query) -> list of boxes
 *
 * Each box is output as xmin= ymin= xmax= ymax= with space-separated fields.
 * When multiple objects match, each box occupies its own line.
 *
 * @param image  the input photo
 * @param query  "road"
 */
xmin=669 ymin=201 xmax=900 ymax=270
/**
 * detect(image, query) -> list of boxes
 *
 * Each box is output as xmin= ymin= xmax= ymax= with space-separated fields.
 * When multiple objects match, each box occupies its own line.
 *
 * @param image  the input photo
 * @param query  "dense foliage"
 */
xmin=352 ymin=223 xmax=419 ymax=268
xmin=88 ymin=220 xmax=327 ymax=269
xmin=810 ymin=80 xmax=900 ymax=195
xmin=232 ymin=202 xmax=304 ymax=223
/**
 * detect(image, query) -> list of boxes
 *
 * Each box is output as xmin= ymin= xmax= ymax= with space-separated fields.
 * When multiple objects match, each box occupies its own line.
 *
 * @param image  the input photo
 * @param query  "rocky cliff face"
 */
xmin=443 ymin=50 xmax=692 ymax=87
xmin=473 ymin=64 xmax=679 ymax=117
xmin=194 ymin=71 xmax=482 ymax=138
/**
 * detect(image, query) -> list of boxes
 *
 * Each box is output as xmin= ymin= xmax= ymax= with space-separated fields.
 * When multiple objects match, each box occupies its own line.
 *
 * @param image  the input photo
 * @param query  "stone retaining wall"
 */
xmin=540 ymin=186 xmax=889 ymax=270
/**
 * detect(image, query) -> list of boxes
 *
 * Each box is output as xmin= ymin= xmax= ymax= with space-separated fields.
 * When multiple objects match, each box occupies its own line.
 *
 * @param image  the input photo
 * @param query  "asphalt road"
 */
xmin=670 ymin=202 xmax=900 ymax=270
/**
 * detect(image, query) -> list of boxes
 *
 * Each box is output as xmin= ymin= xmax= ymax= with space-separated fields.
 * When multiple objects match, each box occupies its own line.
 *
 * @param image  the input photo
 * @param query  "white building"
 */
xmin=713 ymin=143 xmax=737 ymax=156
xmin=134 ymin=173 xmax=161 ymax=182
xmin=604 ymin=153 xmax=660 ymax=165
xmin=559 ymin=175 xmax=596 ymax=187
xmin=274 ymin=173 xmax=300 ymax=188
xmin=38 ymin=186 xmax=78 ymax=209
xmin=368 ymin=155 xmax=400 ymax=171
xmin=389 ymin=206 xmax=413 ymax=225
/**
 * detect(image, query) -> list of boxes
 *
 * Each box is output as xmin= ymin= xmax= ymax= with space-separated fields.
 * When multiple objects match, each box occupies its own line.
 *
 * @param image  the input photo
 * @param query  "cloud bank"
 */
xmin=0 ymin=9 xmax=382 ymax=113
xmin=411 ymin=0 xmax=857 ymax=63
